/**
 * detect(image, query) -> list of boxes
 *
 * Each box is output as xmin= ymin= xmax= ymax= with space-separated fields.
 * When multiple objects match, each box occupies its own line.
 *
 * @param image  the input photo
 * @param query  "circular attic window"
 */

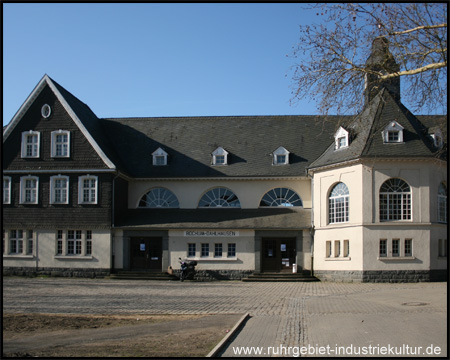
xmin=41 ymin=104 xmax=51 ymax=118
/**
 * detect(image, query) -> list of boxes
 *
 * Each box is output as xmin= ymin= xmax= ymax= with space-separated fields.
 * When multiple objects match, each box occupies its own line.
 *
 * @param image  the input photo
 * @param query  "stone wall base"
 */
xmin=314 ymin=270 xmax=448 ymax=283
xmin=2 ymin=267 xmax=110 ymax=279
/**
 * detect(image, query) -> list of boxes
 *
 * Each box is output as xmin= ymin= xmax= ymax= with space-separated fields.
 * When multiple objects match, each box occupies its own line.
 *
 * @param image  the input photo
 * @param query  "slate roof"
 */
xmin=100 ymin=115 xmax=346 ymax=178
xmin=116 ymin=208 xmax=311 ymax=230
xmin=309 ymin=89 xmax=447 ymax=170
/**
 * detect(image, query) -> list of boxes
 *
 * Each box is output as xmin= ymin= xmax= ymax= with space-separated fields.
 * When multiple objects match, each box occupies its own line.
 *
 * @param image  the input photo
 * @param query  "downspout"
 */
xmin=35 ymin=232 xmax=39 ymax=274
xmin=309 ymin=170 xmax=315 ymax=276
xmin=111 ymin=173 xmax=120 ymax=273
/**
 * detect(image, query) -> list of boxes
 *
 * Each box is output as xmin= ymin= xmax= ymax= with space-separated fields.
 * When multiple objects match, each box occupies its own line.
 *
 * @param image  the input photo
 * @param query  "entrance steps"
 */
xmin=110 ymin=271 xmax=179 ymax=281
xmin=242 ymin=272 xmax=319 ymax=282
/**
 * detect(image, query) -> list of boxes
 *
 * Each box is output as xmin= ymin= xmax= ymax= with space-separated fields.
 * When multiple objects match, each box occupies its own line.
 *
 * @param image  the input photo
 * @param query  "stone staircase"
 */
xmin=242 ymin=271 xmax=319 ymax=282
xmin=109 ymin=271 xmax=179 ymax=281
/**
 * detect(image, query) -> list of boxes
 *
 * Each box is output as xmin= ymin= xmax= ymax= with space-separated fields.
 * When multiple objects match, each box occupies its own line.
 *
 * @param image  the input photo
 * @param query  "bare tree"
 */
xmin=289 ymin=3 xmax=447 ymax=116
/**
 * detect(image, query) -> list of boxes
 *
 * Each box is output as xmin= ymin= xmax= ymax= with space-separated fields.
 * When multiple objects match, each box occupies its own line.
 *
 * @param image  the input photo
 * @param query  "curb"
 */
xmin=206 ymin=312 xmax=250 ymax=357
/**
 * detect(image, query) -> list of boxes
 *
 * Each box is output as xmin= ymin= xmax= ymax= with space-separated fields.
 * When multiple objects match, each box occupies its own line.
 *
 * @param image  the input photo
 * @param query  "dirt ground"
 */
xmin=3 ymin=313 xmax=239 ymax=357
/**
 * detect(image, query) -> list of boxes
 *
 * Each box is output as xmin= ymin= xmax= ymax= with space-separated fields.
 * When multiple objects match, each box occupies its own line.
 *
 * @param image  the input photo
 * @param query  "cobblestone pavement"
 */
xmin=3 ymin=278 xmax=447 ymax=357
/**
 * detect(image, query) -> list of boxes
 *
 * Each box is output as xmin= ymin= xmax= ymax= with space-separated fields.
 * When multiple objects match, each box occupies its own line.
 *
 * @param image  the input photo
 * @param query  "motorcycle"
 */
xmin=179 ymin=257 xmax=197 ymax=281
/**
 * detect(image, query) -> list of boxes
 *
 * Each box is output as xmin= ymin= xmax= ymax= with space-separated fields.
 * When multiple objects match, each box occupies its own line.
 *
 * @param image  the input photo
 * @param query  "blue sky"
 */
xmin=3 ymin=3 xmax=324 ymax=126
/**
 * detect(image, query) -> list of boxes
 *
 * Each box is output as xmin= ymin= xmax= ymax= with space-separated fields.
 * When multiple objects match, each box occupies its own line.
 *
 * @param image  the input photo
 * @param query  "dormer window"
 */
xmin=152 ymin=147 xmax=168 ymax=166
xmin=272 ymin=146 xmax=290 ymax=165
xmin=430 ymin=129 xmax=443 ymax=148
xmin=383 ymin=121 xmax=404 ymax=143
xmin=334 ymin=127 xmax=349 ymax=150
xmin=212 ymin=147 xmax=228 ymax=165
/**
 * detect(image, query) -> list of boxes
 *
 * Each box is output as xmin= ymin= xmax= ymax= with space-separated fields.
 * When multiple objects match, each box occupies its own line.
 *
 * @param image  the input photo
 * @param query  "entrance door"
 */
xmin=262 ymin=238 xmax=296 ymax=272
xmin=130 ymin=237 xmax=162 ymax=271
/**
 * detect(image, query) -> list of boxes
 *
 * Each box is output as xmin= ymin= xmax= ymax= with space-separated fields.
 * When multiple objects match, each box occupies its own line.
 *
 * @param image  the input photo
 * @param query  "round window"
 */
xmin=41 ymin=104 xmax=51 ymax=118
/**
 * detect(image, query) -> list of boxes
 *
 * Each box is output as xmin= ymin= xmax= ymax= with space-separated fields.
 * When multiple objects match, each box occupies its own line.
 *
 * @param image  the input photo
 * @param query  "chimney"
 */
xmin=364 ymin=37 xmax=400 ymax=104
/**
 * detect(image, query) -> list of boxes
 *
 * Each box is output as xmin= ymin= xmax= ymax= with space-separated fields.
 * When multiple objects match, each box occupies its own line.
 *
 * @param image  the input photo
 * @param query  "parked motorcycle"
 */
xmin=179 ymin=257 xmax=197 ymax=281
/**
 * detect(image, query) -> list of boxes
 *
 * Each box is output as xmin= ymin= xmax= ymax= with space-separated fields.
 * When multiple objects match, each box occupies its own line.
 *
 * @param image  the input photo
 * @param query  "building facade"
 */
xmin=3 ymin=41 xmax=447 ymax=282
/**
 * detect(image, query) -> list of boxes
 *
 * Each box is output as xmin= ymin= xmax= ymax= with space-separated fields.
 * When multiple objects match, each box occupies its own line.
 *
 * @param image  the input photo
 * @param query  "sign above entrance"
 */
xmin=184 ymin=230 xmax=239 ymax=237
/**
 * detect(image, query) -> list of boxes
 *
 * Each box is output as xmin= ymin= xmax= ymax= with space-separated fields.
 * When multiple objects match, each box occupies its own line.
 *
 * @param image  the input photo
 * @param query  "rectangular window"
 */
xmin=379 ymin=239 xmax=387 ymax=257
xmin=214 ymin=243 xmax=223 ymax=257
xmin=57 ymin=230 xmax=63 ymax=255
xmin=276 ymin=155 xmax=286 ymax=164
xmin=334 ymin=240 xmax=340 ymax=257
xmin=3 ymin=177 xmax=11 ymax=204
xmin=438 ymin=239 xmax=447 ymax=257
xmin=86 ymin=230 xmax=92 ymax=255
xmin=227 ymin=243 xmax=236 ymax=257
xmin=201 ymin=243 xmax=209 ymax=257
xmin=10 ymin=230 xmax=23 ymax=254
xmin=51 ymin=176 xmax=69 ymax=204
xmin=392 ymin=239 xmax=400 ymax=257
xmin=343 ymin=240 xmax=350 ymax=257
xmin=155 ymin=155 xmax=166 ymax=166
xmin=404 ymin=239 xmax=412 ymax=257
xmin=188 ymin=243 xmax=196 ymax=257
xmin=55 ymin=133 xmax=69 ymax=157
xmin=22 ymin=131 xmax=40 ymax=158
xmin=68 ymin=230 xmax=82 ymax=255
xmin=388 ymin=131 xmax=399 ymax=142
xmin=215 ymin=155 xmax=225 ymax=165
xmin=20 ymin=177 xmax=38 ymax=204
xmin=79 ymin=176 xmax=98 ymax=204
xmin=27 ymin=230 xmax=33 ymax=255
xmin=326 ymin=241 xmax=332 ymax=258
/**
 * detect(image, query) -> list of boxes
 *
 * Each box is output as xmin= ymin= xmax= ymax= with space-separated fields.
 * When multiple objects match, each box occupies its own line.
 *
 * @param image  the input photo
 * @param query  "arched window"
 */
xmin=438 ymin=183 xmax=447 ymax=223
xmin=198 ymin=187 xmax=240 ymax=208
xmin=139 ymin=188 xmax=179 ymax=208
xmin=259 ymin=188 xmax=302 ymax=207
xmin=329 ymin=182 xmax=349 ymax=223
xmin=379 ymin=178 xmax=411 ymax=221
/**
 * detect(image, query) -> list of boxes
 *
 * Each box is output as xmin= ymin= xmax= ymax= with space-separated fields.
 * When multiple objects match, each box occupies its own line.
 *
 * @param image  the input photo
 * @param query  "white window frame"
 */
xmin=272 ymin=146 xmax=290 ymax=165
xmin=3 ymin=176 xmax=11 ymax=204
xmin=78 ymin=175 xmax=98 ymax=204
xmin=152 ymin=147 xmax=168 ymax=166
xmin=21 ymin=131 xmax=40 ymax=158
xmin=9 ymin=230 xmax=24 ymax=254
xmin=50 ymin=175 xmax=69 ymax=204
xmin=382 ymin=121 xmax=404 ymax=143
xmin=334 ymin=127 xmax=349 ymax=150
xmin=19 ymin=176 xmax=39 ymax=204
xmin=212 ymin=147 xmax=229 ymax=166
xmin=438 ymin=183 xmax=447 ymax=223
xmin=379 ymin=178 xmax=411 ymax=221
xmin=328 ymin=182 xmax=350 ymax=224
xmin=227 ymin=243 xmax=236 ymax=258
xmin=51 ymin=130 xmax=71 ymax=158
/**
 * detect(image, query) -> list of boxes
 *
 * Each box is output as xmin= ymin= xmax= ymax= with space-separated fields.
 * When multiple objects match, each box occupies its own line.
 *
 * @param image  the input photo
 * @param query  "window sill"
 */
xmin=325 ymin=257 xmax=351 ymax=261
xmin=377 ymin=256 xmax=416 ymax=261
xmin=54 ymin=256 xmax=93 ymax=260
xmin=3 ymin=255 xmax=34 ymax=260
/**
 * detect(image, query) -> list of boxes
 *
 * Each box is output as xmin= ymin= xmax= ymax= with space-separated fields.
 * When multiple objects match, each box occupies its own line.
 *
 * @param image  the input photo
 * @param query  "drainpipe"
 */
xmin=111 ymin=173 xmax=120 ymax=273
xmin=35 ymin=231 xmax=39 ymax=274
xmin=309 ymin=171 xmax=315 ymax=276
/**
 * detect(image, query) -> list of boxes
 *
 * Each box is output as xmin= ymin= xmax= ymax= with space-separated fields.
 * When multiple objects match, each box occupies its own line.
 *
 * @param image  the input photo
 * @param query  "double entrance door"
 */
xmin=130 ymin=237 xmax=162 ymax=271
xmin=262 ymin=238 xmax=296 ymax=272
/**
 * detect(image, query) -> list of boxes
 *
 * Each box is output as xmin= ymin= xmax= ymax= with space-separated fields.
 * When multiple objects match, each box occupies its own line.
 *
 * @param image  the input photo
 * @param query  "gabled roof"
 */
xmin=3 ymin=74 xmax=116 ymax=170
xmin=309 ymin=89 xmax=447 ymax=171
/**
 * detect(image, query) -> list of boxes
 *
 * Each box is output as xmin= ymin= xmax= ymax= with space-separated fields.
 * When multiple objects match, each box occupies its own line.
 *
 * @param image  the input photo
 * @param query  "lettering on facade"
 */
xmin=184 ymin=230 xmax=239 ymax=237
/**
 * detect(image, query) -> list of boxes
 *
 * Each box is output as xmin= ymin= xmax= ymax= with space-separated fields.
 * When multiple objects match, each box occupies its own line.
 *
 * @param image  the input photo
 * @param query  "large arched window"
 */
xmin=329 ymin=182 xmax=349 ymax=223
xmin=139 ymin=188 xmax=179 ymax=208
xmin=438 ymin=183 xmax=447 ymax=223
xmin=198 ymin=187 xmax=241 ymax=208
xmin=379 ymin=178 xmax=411 ymax=221
xmin=259 ymin=188 xmax=302 ymax=207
